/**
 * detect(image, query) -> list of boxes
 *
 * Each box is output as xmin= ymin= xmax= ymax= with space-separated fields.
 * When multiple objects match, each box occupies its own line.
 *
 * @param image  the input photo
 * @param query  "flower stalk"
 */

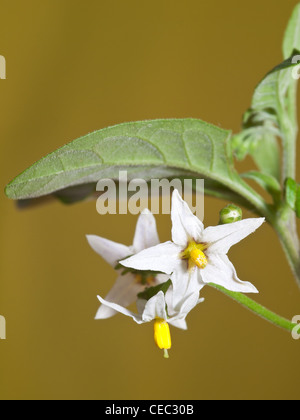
xmin=273 ymin=215 xmax=300 ymax=289
xmin=209 ymin=283 xmax=297 ymax=333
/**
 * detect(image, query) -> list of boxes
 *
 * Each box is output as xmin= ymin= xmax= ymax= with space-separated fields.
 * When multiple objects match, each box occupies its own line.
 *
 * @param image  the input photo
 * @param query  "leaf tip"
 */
xmin=4 ymin=181 xmax=15 ymax=200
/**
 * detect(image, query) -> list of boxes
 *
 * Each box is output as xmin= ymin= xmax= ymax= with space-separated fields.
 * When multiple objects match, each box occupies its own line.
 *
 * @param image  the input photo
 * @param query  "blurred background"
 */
xmin=0 ymin=0 xmax=300 ymax=400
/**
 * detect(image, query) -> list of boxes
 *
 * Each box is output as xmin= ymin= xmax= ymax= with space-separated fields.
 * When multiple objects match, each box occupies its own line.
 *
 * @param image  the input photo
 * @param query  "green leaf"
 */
xmin=175 ymin=176 xmax=255 ymax=210
xmin=248 ymin=133 xmax=280 ymax=181
xmin=296 ymin=185 xmax=300 ymax=218
xmin=242 ymin=171 xmax=281 ymax=193
xmin=232 ymin=3 xmax=300 ymax=181
xmin=232 ymin=53 xmax=300 ymax=180
xmin=250 ymin=55 xmax=300 ymax=123
xmin=232 ymin=129 xmax=280 ymax=180
xmin=5 ymin=118 xmax=259 ymax=210
xmin=282 ymin=3 xmax=300 ymax=59
xmin=242 ymin=171 xmax=281 ymax=201
xmin=285 ymin=177 xmax=298 ymax=210
xmin=283 ymin=178 xmax=300 ymax=219
xmin=137 ymin=279 xmax=172 ymax=301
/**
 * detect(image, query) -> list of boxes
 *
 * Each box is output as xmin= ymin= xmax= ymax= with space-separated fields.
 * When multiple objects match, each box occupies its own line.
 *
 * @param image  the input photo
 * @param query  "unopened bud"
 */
xmin=219 ymin=204 xmax=242 ymax=224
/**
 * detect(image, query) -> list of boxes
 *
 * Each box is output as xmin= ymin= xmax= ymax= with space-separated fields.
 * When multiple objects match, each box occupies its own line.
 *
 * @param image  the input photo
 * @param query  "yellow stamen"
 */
xmin=154 ymin=318 xmax=171 ymax=351
xmin=190 ymin=248 xmax=208 ymax=269
xmin=180 ymin=240 xmax=208 ymax=270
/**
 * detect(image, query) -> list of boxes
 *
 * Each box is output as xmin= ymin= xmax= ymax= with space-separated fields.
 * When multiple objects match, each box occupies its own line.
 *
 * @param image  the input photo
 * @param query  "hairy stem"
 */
xmin=276 ymin=77 xmax=300 ymax=288
xmin=209 ymin=283 xmax=297 ymax=333
xmin=273 ymin=215 xmax=300 ymax=288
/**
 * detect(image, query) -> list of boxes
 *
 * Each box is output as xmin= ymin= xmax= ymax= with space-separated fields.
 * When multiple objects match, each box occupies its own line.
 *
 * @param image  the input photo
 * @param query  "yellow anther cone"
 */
xmin=154 ymin=318 xmax=171 ymax=357
xmin=190 ymin=248 xmax=208 ymax=269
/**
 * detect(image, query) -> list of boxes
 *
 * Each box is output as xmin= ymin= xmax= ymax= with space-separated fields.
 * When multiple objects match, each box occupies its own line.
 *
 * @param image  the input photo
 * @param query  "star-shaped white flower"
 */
xmin=97 ymin=284 xmax=203 ymax=357
xmin=87 ymin=208 xmax=167 ymax=319
xmin=120 ymin=190 xmax=265 ymax=308
xmin=97 ymin=285 xmax=201 ymax=328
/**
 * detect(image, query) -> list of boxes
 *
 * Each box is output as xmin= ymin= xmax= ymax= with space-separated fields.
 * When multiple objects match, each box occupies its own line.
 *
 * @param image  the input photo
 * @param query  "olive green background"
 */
xmin=0 ymin=0 xmax=300 ymax=400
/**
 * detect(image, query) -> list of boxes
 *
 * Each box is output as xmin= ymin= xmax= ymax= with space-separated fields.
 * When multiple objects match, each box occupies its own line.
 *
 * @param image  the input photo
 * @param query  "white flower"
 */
xmin=97 ymin=285 xmax=203 ymax=358
xmin=120 ymin=190 xmax=265 ymax=308
xmin=97 ymin=283 xmax=202 ymax=328
xmin=87 ymin=208 xmax=167 ymax=319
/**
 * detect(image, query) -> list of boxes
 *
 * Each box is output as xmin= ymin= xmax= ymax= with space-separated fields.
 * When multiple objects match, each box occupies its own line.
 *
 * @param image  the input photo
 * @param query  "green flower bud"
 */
xmin=219 ymin=204 xmax=242 ymax=224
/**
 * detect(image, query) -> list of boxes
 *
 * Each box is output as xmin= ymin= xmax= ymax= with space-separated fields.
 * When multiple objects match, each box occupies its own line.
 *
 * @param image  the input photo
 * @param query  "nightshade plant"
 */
xmin=4 ymin=4 xmax=300 ymax=356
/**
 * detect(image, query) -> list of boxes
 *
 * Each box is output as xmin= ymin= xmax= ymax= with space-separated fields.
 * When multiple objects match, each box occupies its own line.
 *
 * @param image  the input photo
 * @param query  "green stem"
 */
xmin=273 ymin=215 xmax=300 ymax=289
xmin=273 ymin=76 xmax=300 ymax=287
xmin=280 ymin=77 xmax=298 ymax=182
xmin=227 ymin=174 xmax=273 ymax=219
xmin=209 ymin=283 xmax=297 ymax=333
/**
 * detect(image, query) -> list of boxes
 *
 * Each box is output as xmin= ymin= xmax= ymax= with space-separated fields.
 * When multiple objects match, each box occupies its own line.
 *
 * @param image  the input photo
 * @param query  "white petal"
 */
xmin=202 ymin=218 xmax=265 ymax=255
xmin=95 ymin=304 xmax=117 ymax=320
xmin=178 ymin=291 xmax=203 ymax=316
xmin=142 ymin=291 xmax=168 ymax=322
xmin=201 ymin=253 xmax=258 ymax=293
xmin=170 ymin=263 xmax=191 ymax=307
xmin=171 ymin=189 xmax=204 ymax=247
xmin=133 ymin=209 xmax=160 ymax=252
xmin=136 ymin=298 xmax=147 ymax=316
xmin=170 ymin=262 xmax=204 ymax=309
xmin=97 ymin=295 xmax=144 ymax=324
xmin=164 ymin=286 xmax=175 ymax=315
xmin=95 ymin=273 xmax=145 ymax=320
xmin=164 ymin=285 xmax=185 ymax=318
xmin=120 ymin=241 xmax=182 ymax=275
xmin=156 ymin=273 xmax=171 ymax=284
xmin=86 ymin=235 xmax=132 ymax=267
xmin=169 ymin=318 xmax=188 ymax=330
xmin=168 ymin=291 xmax=201 ymax=324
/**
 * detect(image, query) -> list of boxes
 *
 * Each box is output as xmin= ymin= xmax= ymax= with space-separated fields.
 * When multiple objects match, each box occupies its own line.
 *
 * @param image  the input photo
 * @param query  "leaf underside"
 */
xmin=6 ymin=118 xmax=247 ymax=206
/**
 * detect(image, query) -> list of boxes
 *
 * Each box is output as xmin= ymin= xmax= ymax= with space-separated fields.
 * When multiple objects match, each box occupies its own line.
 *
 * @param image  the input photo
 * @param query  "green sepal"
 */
xmin=137 ymin=279 xmax=172 ymax=301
